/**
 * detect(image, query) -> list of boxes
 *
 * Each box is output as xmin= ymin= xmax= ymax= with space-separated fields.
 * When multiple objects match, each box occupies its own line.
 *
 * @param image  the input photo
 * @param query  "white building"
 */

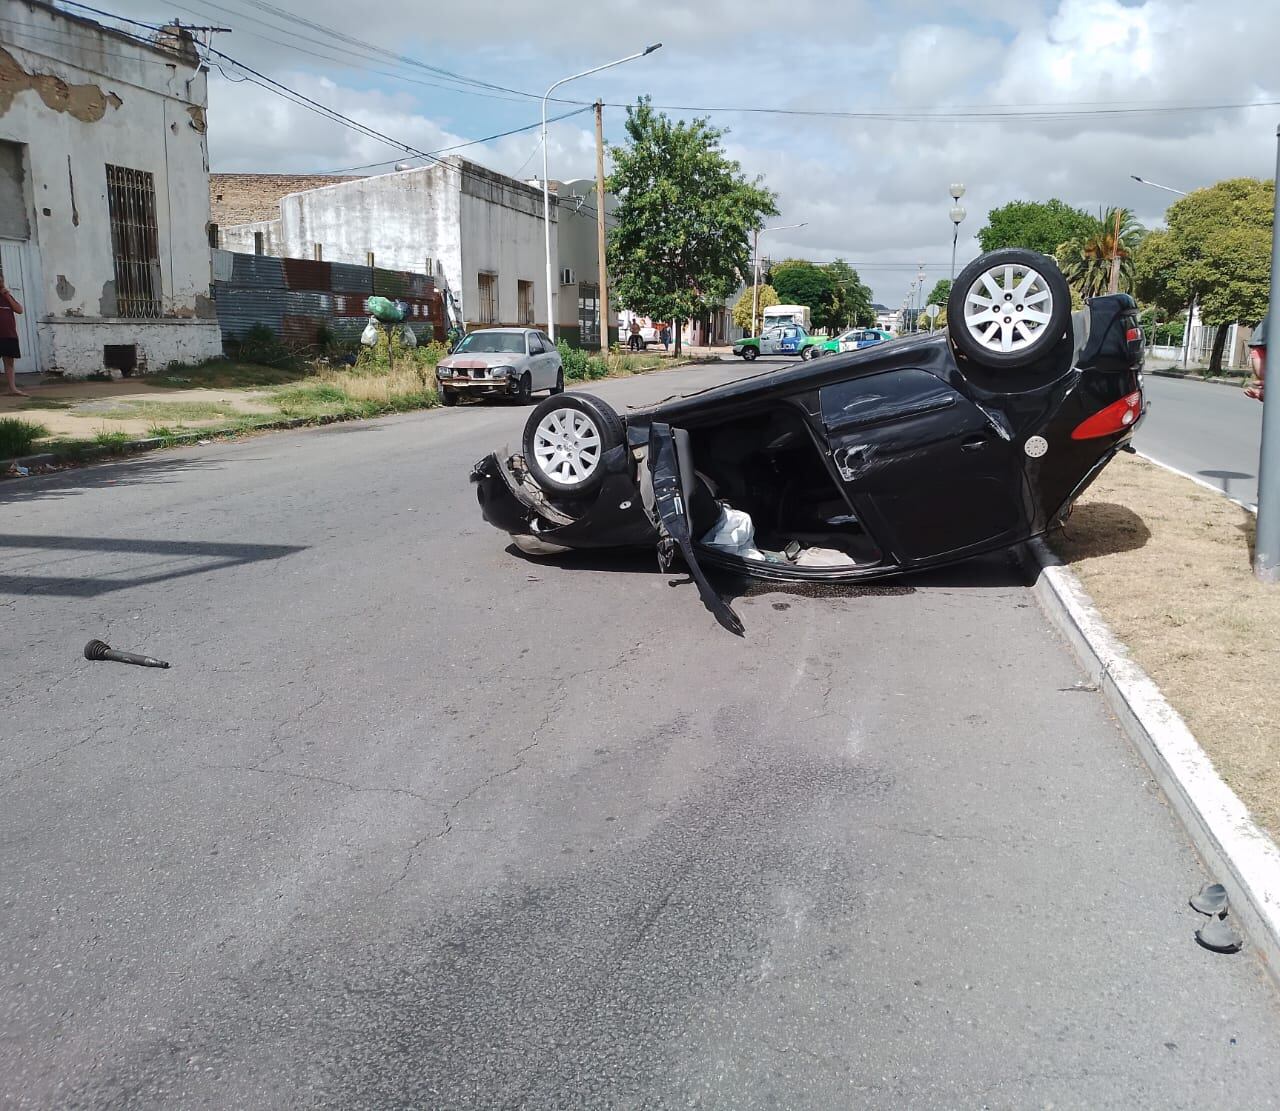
xmin=0 ymin=1 xmax=222 ymax=376
xmin=219 ymin=159 xmax=559 ymax=338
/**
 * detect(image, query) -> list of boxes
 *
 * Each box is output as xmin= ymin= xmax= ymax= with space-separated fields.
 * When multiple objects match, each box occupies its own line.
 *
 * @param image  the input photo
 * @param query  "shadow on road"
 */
xmin=0 ymin=534 xmax=306 ymax=597
xmin=0 ymin=453 xmax=230 ymax=506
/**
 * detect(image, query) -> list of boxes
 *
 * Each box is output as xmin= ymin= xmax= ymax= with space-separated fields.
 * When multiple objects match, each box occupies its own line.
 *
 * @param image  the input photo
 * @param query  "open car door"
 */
xmin=647 ymin=422 xmax=745 ymax=636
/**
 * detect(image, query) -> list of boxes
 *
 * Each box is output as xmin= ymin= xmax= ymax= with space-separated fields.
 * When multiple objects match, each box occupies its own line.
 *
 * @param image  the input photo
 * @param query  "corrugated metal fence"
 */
xmin=212 ymin=249 xmax=445 ymax=349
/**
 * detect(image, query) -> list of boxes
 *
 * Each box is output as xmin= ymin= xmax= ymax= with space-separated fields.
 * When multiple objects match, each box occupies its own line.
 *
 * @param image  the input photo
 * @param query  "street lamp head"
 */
xmin=643 ymin=42 xmax=662 ymax=54
xmin=950 ymin=205 xmax=966 ymax=226
xmin=949 ymin=183 xmax=966 ymax=200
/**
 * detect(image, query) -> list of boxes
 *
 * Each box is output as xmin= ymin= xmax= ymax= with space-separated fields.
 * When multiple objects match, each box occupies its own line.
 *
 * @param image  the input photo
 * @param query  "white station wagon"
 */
xmin=436 ymin=328 xmax=564 ymax=406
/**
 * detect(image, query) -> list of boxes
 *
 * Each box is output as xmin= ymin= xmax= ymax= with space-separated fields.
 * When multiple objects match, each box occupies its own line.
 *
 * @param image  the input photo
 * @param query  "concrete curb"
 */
xmin=1022 ymin=538 xmax=1280 ymax=985
xmin=1132 ymin=450 xmax=1258 ymax=514
xmin=1146 ymin=368 xmax=1247 ymax=389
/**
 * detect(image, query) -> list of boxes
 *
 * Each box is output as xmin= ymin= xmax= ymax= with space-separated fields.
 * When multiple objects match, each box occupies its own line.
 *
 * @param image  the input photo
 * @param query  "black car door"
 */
xmin=819 ymin=367 xmax=1024 ymax=564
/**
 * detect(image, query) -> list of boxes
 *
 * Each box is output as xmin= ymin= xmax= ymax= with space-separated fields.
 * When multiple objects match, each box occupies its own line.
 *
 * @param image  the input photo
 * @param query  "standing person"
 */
xmin=628 ymin=317 xmax=642 ymax=352
xmin=0 ymin=272 xmax=26 ymax=397
xmin=661 ymin=323 xmax=671 ymax=353
xmin=1246 ymin=310 xmax=1268 ymax=402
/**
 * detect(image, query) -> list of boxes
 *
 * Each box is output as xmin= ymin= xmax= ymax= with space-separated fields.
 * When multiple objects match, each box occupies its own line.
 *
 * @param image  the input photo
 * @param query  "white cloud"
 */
xmin=126 ymin=0 xmax=1280 ymax=302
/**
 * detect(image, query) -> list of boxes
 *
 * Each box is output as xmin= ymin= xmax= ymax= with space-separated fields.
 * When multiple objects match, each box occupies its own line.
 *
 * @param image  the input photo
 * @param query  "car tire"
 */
xmin=440 ymin=388 xmax=458 ymax=407
xmin=516 ymin=372 xmax=533 ymax=405
xmin=800 ymin=347 xmax=815 ymax=360
xmin=948 ymin=248 xmax=1070 ymax=370
xmin=522 ymin=393 xmax=624 ymax=497
xmin=742 ymin=347 xmax=759 ymax=362
xmin=550 ymin=369 xmax=564 ymax=395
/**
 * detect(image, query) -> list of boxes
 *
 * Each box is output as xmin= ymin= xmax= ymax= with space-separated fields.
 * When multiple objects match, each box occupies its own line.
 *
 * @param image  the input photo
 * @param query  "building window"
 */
xmin=518 ymin=280 xmax=535 ymax=326
xmin=253 ymin=231 xmax=265 ymax=255
xmin=477 ymin=272 xmax=498 ymax=324
xmin=313 ymin=243 xmax=323 ymax=261
xmin=105 ymin=164 xmax=161 ymax=318
xmin=578 ymin=283 xmax=600 ymax=346
xmin=207 ymin=223 xmax=219 ymax=248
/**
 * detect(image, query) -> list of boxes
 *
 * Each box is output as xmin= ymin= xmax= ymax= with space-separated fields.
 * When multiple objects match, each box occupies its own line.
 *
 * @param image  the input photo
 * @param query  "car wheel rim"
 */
xmin=963 ymin=263 xmax=1054 ymax=354
xmin=533 ymin=407 xmax=602 ymax=487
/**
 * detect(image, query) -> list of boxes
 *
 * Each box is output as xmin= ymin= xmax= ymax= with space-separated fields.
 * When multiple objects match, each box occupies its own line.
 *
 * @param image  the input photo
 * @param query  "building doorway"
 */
xmin=0 ymin=240 xmax=40 ymax=375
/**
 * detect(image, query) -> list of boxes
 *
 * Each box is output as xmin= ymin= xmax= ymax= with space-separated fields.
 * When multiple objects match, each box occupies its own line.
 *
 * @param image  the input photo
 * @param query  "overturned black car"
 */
xmin=472 ymin=248 xmax=1145 ymax=634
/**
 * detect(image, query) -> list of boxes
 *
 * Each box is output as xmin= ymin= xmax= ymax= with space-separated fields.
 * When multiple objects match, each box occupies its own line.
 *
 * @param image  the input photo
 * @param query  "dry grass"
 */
xmin=1050 ymin=454 xmax=1280 ymax=835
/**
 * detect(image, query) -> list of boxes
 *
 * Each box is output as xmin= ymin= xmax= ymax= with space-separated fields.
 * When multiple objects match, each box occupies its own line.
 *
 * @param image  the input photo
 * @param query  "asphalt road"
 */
xmin=1135 ymin=374 xmax=1263 ymax=507
xmin=4 ymin=357 xmax=1280 ymax=1108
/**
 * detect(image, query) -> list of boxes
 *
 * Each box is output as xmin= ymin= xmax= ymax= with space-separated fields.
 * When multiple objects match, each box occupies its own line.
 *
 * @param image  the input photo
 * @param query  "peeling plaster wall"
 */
xmin=217 ymin=218 xmax=282 ymax=257
xmin=0 ymin=2 xmax=221 ymax=375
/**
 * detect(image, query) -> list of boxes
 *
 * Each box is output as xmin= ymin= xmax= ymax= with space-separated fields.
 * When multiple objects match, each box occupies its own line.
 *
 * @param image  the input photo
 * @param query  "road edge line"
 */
xmin=1131 ymin=450 xmax=1257 ymax=513
xmin=1022 ymin=537 xmax=1280 ymax=985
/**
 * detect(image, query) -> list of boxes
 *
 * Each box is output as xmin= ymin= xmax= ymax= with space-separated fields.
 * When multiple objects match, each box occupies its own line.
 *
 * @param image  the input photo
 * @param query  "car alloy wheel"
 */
xmin=947 ymin=248 xmax=1070 ymax=370
xmin=742 ymin=347 xmax=758 ymax=361
xmin=531 ymin=406 xmax=602 ymax=490
xmin=517 ymin=373 xmax=533 ymax=404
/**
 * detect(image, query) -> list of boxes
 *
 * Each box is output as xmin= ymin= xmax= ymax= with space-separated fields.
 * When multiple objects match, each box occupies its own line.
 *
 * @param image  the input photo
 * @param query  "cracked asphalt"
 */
xmin=4 ymin=358 xmax=1280 ymax=1108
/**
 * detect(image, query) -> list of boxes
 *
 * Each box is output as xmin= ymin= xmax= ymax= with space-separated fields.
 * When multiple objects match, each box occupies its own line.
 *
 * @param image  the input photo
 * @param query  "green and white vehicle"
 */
xmin=732 ymin=323 xmax=824 ymax=361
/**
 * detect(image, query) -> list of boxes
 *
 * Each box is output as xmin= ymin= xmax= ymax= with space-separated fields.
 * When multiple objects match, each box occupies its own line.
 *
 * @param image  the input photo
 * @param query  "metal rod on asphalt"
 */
xmin=541 ymin=44 xmax=661 ymax=343
xmin=594 ymin=101 xmax=609 ymax=358
xmin=1253 ymin=123 xmax=1280 ymax=582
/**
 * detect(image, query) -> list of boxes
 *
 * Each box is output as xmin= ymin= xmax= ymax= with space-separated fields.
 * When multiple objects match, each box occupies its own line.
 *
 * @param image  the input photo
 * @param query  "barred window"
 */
xmin=105 ymin=164 xmax=161 ymax=318
xmin=477 ymin=272 xmax=498 ymax=324
xmin=518 ymin=279 xmax=534 ymax=326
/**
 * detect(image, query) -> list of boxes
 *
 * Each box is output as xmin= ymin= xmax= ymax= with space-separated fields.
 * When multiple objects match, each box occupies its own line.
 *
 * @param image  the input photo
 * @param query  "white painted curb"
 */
xmin=1023 ymin=538 xmax=1280 ymax=982
xmin=1132 ymin=450 xmax=1257 ymax=514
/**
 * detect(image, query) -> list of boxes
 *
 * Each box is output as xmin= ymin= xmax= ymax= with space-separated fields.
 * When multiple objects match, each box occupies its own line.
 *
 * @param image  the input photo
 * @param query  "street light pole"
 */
xmin=949 ymin=183 xmax=966 ymax=286
xmin=749 ymin=222 xmax=806 ymax=335
xmin=1131 ymin=175 xmax=1193 ymax=366
xmin=541 ymin=43 xmax=661 ymax=342
xmin=1254 ymin=124 xmax=1280 ymax=581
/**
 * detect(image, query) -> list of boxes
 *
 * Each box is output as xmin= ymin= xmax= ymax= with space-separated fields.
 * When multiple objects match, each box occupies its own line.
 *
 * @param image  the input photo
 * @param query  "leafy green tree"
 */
xmin=976 ymin=198 xmax=1096 ymax=255
xmin=607 ymin=98 xmax=778 ymax=355
xmin=770 ymin=259 xmax=837 ymax=329
xmin=924 ymin=279 xmax=951 ymax=308
xmin=826 ymin=259 xmax=874 ymax=329
xmin=1132 ymin=178 xmax=1274 ymax=371
xmin=1055 ymin=208 xmax=1145 ymax=298
xmin=732 ymin=284 xmax=778 ymax=333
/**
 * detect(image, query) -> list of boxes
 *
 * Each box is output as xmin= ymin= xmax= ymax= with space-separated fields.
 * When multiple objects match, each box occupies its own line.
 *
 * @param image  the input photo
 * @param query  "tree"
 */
xmin=607 ymin=98 xmax=778 ymax=356
xmin=1132 ymin=178 xmax=1274 ymax=371
xmin=770 ymin=259 xmax=837 ymax=329
xmin=976 ymin=198 xmax=1096 ymax=255
xmin=924 ymin=279 xmax=951 ymax=308
xmin=1055 ymin=208 xmax=1145 ymax=298
xmin=732 ymin=284 xmax=778 ymax=333
xmin=826 ymin=258 xmax=874 ymax=329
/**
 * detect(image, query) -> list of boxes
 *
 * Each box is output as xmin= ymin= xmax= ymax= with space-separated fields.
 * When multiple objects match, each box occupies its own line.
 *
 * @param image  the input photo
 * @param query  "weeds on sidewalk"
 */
xmin=0 ymin=417 xmax=48 ymax=457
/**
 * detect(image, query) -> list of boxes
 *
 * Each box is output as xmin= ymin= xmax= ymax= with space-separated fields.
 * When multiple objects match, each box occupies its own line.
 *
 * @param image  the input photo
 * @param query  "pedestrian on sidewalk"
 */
xmin=0 ymin=272 xmax=27 ymax=397
xmin=628 ymin=318 xmax=643 ymax=352
xmin=1246 ymin=310 xmax=1268 ymax=402
xmin=661 ymin=323 xmax=671 ymax=353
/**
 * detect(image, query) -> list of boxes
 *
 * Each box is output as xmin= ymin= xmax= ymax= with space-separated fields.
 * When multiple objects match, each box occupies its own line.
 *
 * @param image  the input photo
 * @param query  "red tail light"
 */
xmin=1072 ymin=390 xmax=1143 ymax=439
xmin=1126 ymin=327 xmax=1142 ymax=343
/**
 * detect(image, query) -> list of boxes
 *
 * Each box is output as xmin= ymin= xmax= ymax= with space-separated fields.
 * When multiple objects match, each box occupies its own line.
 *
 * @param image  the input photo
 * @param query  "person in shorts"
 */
xmin=0 ymin=272 xmax=26 ymax=396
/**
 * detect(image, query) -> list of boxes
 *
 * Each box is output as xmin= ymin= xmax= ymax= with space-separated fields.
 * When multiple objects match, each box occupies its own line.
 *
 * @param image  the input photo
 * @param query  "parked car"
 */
xmin=472 ymin=249 xmax=1144 ymax=634
xmin=733 ymin=323 xmax=824 ymax=361
xmin=817 ymin=327 xmax=893 ymax=356
xmin=436 ymin=328 xmax=563 ymax=406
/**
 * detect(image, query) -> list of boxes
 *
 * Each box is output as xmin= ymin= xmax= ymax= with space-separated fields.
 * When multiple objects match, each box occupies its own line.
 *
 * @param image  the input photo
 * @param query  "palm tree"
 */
xmin=1056 ymin=208 xmax=1145 ymax=298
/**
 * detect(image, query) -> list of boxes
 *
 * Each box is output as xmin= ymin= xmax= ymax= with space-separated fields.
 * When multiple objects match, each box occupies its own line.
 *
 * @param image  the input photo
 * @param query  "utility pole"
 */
xmin=1253 ymin=123 xmax=1280 ymax=582
xmin=752 ymin=228 xmax=760 ymax=337
xmin=594 ymin=101 xmax=609 ymax=357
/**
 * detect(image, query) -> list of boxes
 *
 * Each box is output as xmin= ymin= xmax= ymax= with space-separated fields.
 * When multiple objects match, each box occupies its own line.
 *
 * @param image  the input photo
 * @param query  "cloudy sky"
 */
xmin=115 ymin=0 xmax=1279 ymax=304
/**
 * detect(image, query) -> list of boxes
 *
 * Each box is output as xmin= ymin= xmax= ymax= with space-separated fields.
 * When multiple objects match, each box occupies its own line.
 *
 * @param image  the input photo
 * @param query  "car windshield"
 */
xmin=457 ymin=332 xmax=525 ymax=354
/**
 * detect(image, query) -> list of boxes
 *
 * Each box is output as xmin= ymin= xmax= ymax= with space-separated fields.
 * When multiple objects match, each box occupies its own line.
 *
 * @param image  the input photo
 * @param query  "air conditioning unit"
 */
xmin=559 ymin=267 xmax=576 ymax=286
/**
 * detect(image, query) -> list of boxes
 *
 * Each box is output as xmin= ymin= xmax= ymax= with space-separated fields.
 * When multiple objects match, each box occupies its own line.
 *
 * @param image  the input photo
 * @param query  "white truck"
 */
xmin=762 ymin=304 xmax=811 ymax=330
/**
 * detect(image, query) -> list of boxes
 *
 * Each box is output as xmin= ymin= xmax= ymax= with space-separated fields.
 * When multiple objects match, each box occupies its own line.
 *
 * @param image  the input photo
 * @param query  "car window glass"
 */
xmin=457 ymin=332 xmax=524 ymax=354
xmin=527 ymin=334 xmax=543 ymax=354
xmin=820 ymin=368 xmax=958 ymax=432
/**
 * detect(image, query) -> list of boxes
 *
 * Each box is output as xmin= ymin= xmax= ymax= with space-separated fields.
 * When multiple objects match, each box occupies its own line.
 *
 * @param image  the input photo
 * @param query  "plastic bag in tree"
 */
xmin=360 ymin=316 xmax=380 ymax=347
xmin=364 ymin=296 xmax=405 ymax=322
xmin=400 ymin=325 xmax=418 ymax=349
